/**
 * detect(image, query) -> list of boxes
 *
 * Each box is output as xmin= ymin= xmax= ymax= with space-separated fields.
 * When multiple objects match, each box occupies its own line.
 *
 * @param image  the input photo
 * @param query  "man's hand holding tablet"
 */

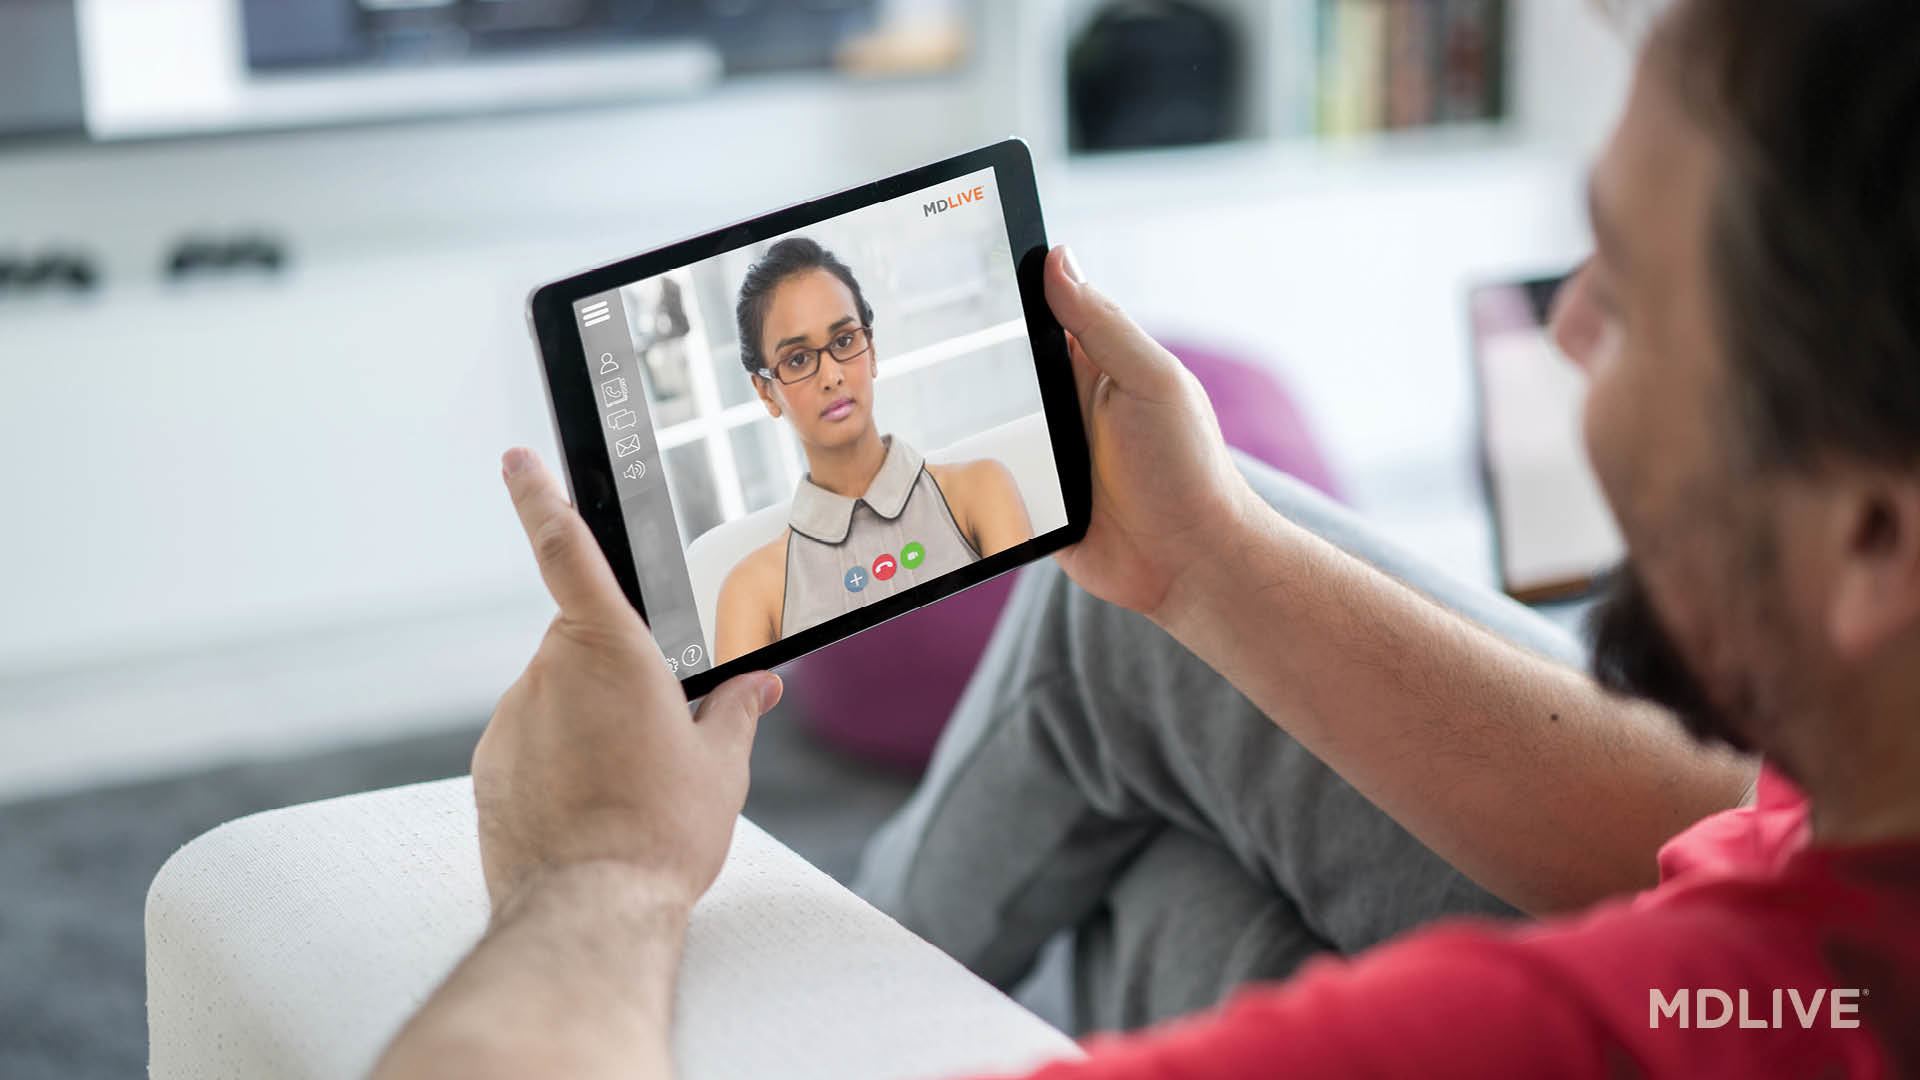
xmin=1040 ymin=245 xmax=1254 ymax=623
xmin=377 ymin=447 xmax=781 ymax=1079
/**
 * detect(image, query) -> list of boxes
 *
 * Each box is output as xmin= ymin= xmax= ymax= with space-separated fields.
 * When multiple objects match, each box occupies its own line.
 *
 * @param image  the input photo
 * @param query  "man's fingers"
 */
xmin=692 ymin=672 xmax=781 ymax=748
xmin=1044 ymin=246 xmax=1182 ymax=399
xmin=503 ymin=448 xmax=630 ymax=622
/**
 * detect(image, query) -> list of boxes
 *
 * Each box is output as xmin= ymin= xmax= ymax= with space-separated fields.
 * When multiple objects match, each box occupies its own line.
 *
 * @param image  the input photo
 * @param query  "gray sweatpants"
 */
xmin=853 ymin=453 xmax=1589 ymax=1034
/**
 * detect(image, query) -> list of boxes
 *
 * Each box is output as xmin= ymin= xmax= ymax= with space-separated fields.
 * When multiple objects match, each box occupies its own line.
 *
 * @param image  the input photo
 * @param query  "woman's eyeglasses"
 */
xmin=758 ymin=326 xmax=873 ymax=385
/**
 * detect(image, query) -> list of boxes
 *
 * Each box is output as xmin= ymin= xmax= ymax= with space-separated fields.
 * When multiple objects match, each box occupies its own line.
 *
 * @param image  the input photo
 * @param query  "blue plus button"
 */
xmin=843 ymin=566 xmax=868 ymax=593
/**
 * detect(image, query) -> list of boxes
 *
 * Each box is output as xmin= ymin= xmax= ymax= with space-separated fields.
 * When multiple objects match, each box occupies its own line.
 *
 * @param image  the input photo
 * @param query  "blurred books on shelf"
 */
xmin=1315 ymin=0 xmax=1506 ymax=138
xmin=1317 ymin=0 xmax=1386 ymax=135
xmin=1063 ymin=0 xmax=1508 ymax=157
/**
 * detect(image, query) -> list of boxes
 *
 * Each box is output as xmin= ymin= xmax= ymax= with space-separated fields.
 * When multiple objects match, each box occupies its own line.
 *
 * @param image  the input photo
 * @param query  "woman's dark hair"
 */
xmin=1658 ymin=0 xmax=1920 ymax=472
xmin=735 ymin=237 xmax=875 ymax=378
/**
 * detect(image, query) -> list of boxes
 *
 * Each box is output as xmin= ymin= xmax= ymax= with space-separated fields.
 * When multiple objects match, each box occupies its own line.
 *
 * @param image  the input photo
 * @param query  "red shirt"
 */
xmin=1000 ymin=769 xmax=1920 ymax=1079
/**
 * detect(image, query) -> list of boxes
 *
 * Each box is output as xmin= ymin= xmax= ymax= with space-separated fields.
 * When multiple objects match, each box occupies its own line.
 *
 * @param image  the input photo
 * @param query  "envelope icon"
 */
xmin=614 ymin=435 xmax=642 ymax=458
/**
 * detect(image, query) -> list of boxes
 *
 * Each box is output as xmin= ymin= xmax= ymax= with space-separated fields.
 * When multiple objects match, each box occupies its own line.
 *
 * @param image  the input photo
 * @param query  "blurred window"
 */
xmin=729 ymin=419 xmax=791 ymax=515
xmin=663 ymin=439 xmax=722 ymax=547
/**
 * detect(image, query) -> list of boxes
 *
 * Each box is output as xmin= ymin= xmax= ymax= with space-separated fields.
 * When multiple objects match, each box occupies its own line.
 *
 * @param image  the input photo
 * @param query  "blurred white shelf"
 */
xmin=0 ymin=596 xmax=553 ymax=802
xmin=1050 ymin=122 xmax=1524 ymax=209
xmin=1044 ymin=124 xmax=1536 ymax=220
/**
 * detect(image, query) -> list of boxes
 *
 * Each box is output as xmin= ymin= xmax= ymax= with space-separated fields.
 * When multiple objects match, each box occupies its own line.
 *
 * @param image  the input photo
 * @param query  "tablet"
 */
xmin=527 ymin=139 xmax=1090 ymax=700
xmin=1470 ymin=274 xmax=1624 ymax=603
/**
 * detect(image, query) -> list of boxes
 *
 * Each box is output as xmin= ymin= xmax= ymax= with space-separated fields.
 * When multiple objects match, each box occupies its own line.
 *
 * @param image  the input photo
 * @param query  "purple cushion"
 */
xmin=784 ymin=343 xmax=1341 ymax=771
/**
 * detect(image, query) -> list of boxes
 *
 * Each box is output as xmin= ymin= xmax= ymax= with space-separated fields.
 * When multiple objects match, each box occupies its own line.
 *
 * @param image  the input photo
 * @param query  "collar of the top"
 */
xmin=787 ymin=435 xmax=924 ymax=545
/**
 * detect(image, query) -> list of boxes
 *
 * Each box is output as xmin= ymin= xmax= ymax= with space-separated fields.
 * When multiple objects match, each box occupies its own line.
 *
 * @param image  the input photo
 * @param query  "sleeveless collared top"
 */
xmin=780 ymin=435 xmax=981 ymax=639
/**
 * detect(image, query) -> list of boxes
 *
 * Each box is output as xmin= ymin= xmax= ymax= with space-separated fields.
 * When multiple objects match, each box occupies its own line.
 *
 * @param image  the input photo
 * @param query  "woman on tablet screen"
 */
xmin=713 ymin=237 xmax=1034 ymax=664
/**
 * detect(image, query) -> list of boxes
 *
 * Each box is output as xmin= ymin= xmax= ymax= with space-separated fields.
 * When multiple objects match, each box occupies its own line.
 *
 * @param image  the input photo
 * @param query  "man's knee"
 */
xmin=1072 ymin=827 xmax=1328 ymax=1033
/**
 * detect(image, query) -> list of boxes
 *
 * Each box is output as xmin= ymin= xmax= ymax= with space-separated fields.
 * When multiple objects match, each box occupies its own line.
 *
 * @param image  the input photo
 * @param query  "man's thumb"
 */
xmin=1042 ymin=246 xmax=1180 ymax=396
xmin=693 ymin=672 xmax=782 ymax=741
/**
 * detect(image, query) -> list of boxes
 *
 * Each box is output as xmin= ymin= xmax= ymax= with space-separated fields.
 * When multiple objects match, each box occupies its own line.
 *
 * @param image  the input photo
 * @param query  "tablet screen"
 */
xmin=566 ymin=166 xmax=1068 ymax=680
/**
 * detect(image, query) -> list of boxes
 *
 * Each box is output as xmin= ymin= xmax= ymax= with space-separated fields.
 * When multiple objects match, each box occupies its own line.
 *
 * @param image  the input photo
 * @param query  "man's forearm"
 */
xmin=372 ymin=862 xmax=689 ymax=1080
xmin=1155 ymin=491 xmax=1757 ymax=916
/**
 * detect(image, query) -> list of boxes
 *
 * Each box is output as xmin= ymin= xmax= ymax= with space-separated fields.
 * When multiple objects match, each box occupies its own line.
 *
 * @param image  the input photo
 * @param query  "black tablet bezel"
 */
xmin=528 ymin=138 xmax=1090 ymax=701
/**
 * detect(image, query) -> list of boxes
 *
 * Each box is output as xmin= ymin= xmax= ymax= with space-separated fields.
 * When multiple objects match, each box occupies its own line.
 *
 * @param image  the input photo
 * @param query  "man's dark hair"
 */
xmin=734 ymin=237 xmax=875 ymax=379
xmin=1660 ymin=0 xmax=1920 ymax=470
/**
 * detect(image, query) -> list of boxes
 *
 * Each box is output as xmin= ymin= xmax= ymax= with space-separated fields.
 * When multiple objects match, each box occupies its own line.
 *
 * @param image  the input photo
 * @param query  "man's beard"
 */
xmin=1587 ymin=562 xmax=1754 ymax=754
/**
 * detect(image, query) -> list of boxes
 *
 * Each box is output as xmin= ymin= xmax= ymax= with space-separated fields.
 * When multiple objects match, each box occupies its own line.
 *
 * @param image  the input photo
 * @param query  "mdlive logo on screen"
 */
xmin=1649 ymin=988 xmax=1867 ymax=1029
xmin=924 ymin=185 xmax=986 ymax=218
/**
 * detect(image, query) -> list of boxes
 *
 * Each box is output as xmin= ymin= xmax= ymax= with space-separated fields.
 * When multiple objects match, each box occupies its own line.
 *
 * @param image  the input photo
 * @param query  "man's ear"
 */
xmin=1827 ymin=475 xmax=1920 ymax=661
xmin=753 ymin=374 xmax=782 ymax=419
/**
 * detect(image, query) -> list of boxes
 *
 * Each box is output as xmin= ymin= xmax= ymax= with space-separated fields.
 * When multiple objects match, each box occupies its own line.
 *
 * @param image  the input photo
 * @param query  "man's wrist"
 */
xmin=375 ymin=857 xmax=693 ymax=1079
xmin=491 ymin=859 xmax=698 ymax=935
xmin=1150 ymin=480 xmax=1289 ymax=639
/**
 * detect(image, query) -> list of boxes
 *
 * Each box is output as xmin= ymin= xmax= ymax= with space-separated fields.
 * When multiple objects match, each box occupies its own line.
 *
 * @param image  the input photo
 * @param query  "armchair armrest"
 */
xmin=146 ymin=776 xmax=1078 ymax=1079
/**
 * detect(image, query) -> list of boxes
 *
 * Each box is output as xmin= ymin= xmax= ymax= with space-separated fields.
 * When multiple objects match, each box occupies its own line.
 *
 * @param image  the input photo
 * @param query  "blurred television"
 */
xmin=241 ymin=0 xmax=883 ymax=77
xmin=1 ymin=0 xmax=973 ymax=142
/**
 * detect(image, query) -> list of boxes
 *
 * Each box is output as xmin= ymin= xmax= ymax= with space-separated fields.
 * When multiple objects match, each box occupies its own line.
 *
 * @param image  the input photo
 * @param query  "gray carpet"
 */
xmin=0 ymin=705 xmax=919 ymax=1080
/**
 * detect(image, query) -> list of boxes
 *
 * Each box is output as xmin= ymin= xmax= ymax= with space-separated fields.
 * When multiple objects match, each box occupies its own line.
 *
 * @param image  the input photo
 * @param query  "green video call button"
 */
xmin=900 ymin=541 xmax=925 ymax=570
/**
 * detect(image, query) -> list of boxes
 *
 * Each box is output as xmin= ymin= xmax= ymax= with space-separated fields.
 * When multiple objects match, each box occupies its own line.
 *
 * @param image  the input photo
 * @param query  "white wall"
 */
xmin=1510 ymin=0 xmax=1637 ymax=158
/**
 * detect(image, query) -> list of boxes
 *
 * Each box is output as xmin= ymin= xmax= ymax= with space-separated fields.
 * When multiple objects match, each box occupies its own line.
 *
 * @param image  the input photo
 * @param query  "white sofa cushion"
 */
xmin=146 ymin=776 xmax=1078 ymax=1079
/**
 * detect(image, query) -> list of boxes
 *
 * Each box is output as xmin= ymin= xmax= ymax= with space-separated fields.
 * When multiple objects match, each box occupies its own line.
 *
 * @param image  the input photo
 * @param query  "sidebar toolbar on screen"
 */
xmin=573 ymin=292 xmax=710 ymax=678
